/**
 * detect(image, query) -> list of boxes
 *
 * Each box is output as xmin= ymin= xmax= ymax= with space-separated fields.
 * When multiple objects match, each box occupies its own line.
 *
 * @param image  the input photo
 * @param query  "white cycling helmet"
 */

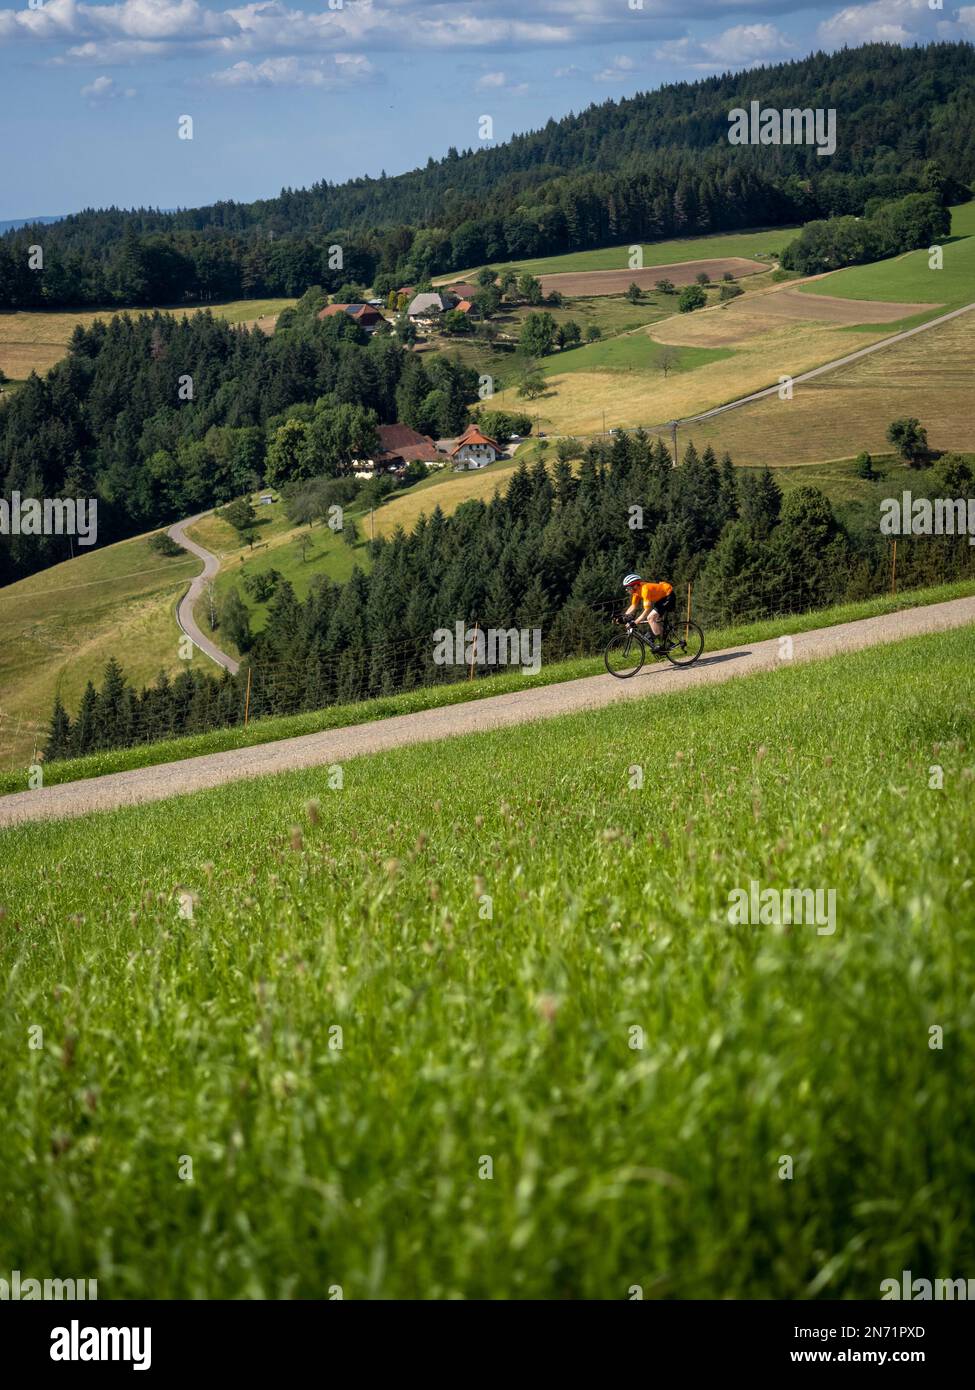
xmin=622 ymin=573 xmax=642 ymax=589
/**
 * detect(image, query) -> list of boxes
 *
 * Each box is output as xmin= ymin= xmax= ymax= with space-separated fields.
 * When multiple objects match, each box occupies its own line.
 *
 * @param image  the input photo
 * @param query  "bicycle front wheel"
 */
xmin=604 ymin=630 xmax=645 ymax=678
xmin=665 ymin=619 xmax=705 ymax=668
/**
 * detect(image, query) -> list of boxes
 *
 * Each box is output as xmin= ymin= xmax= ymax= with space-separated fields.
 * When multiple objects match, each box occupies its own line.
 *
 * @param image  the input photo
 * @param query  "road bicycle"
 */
xmin=603 ymin=613 xmax=705 ymax=678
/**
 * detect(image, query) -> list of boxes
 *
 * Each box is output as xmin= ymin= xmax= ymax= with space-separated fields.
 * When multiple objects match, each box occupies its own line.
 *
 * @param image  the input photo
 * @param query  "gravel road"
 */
xmin=168 ymin=512 xmax=240 ymax=674
xmin=2 ymin=596 xmax=973 ymax=828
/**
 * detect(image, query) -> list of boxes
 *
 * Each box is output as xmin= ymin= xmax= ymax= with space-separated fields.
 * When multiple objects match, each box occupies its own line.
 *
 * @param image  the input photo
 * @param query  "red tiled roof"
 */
xmin=454 ymin=300 xmax=473 ymax=313
xmin=318 ymin=304 xmax=348 ymax=318
xmin=450 ymin=426 xmax=502 ymax=456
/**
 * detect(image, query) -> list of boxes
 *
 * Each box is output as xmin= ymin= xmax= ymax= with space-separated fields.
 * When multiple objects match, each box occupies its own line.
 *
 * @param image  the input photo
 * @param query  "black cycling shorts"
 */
xmin=651 ymin=590 xmax=675 ymax=616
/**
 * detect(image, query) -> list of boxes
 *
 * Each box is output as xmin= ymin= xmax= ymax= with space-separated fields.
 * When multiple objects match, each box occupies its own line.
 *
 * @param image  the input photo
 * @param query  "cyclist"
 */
xmin=622 ymin=573 xmax=675 ymax=648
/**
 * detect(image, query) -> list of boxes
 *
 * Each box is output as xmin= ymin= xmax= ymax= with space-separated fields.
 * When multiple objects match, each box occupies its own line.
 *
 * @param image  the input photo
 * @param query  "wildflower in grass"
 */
xmin=536 ymin=993 xmax=560 ymax=1022
xmin=290 ymin=827 xmax=303 ymax=851
xmin=306 ymin=799 xmax=320 ymax=825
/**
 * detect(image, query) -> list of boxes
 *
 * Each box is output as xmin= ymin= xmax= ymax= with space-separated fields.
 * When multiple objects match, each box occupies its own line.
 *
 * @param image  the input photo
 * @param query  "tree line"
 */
xmin=781 ymin=190 xmax=952 ymax=274
xmin=2 ymin=43 xmax=973 ymax=309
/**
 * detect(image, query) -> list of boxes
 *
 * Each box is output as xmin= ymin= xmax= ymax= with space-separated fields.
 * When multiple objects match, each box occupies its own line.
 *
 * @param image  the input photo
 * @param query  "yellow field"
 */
xmin=677 ymin=310 xmax=975 ymax=467
xmin=0 ymin=534 xmax=198 ymax=771
xmin=373 ymin=458 xmax=524 ymax=537
xmin=0 ymin=298 xmax=295 ymax=380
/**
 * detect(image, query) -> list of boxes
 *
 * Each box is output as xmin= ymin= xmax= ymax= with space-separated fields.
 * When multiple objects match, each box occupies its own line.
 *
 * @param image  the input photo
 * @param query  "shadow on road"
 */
xmin=641 ymin=649 xmax=751 ymax=675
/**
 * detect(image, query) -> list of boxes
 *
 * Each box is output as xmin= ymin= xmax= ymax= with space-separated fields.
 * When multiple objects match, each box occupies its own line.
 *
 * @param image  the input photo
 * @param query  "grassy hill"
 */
xmin=186 ymin=496 xmax=375 ymax=654
xmin=494 ymin=203 xmax=973 ymax=439
xmin=437 ymin=226 xmax=793 ymax=282
xmin=798 ymin=200 xmax=975 ymax=316
xmin=0 ymin=533 xmax=198 ymax=770
xmin=679 ymin=309 xmax=975 ymax=468
xmin=2 ymin=624 xmax=973 ymax=1296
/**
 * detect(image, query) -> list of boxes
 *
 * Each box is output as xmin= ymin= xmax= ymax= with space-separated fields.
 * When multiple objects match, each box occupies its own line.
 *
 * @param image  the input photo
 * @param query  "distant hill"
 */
xmin=0 ymin=216 xmax=63 ymax=234
xmin=0 ymin=42 xmax=972 ymax=309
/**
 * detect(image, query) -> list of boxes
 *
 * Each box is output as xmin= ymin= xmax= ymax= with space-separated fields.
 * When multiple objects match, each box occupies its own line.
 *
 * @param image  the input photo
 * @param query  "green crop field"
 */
xmin=438 ymin=226 xmax=797 ymax=281
xmin=541 ymin=332 xmax=734 ymax=377
xmin=1 ymin=625 xmax=974 ymax=1298
xmin=799 ymin=202 xmax=975 ymax=312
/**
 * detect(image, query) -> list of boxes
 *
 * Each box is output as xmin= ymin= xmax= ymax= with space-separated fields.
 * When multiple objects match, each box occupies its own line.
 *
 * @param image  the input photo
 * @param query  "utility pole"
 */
xmin=671 ymin=419 xmax=679 ymax=462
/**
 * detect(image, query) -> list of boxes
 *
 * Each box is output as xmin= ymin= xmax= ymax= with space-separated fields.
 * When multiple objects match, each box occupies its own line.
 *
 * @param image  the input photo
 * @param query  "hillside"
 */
xmin=2 ymin=43 xmax=973 ymax=309
xmin=1 ymin=626 xmax=973 ymax=1295
xmin=0 ymin=531 xmax=197 ymax=770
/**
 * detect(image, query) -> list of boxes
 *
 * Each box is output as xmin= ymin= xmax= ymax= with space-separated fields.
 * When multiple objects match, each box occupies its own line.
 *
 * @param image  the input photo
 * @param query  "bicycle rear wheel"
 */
xmin=664 ymin=619 xmax=704 ymax=668
xmin=604 ymin=630 xmax=645 ymax=678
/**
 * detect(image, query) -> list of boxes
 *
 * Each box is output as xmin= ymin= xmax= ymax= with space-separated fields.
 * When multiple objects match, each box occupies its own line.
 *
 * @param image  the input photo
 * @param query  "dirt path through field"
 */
xmin=2 ymin=596 xmax=973 ymax=827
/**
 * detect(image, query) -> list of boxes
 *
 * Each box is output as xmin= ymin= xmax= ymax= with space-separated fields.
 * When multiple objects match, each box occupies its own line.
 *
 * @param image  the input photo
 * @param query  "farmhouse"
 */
xmin=317 ymin=303 xmax=384 ymax=333
xmin=407 ymin=292 xmax=447 ymax=320
xmin=354 ymin=424 xmax=444 ymax=479
xmin=450 ymin=425 xmax=504 ymax=470
xmin=445 ymin=282 xmax=480 ymax=301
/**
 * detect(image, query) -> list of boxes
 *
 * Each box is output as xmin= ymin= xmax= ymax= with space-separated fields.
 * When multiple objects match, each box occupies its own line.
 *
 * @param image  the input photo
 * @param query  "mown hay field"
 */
xmin=677 ymin=310 xmax=975 ymax=467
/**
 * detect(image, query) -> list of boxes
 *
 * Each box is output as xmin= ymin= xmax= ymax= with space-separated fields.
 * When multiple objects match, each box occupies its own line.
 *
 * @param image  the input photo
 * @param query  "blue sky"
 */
xmin=0 ymin=0 xmax=968 ymax=219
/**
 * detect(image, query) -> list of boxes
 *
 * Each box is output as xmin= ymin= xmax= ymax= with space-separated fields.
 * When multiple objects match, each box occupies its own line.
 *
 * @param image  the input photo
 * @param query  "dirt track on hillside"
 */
xmin=1 ymin=596 xmax=973 ymax=828
xmin=538 ymin=257 xmax=767 ymax=297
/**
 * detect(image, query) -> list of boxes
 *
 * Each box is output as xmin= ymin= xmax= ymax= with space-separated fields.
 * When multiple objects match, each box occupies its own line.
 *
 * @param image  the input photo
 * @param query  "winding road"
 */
xmin=167 ymin=512 xmax=240 ymax=675
xmin=1 ymin=595 xmax=973 ymax=828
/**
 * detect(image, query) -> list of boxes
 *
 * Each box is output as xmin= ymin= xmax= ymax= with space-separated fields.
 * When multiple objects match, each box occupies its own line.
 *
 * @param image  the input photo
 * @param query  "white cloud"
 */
xmin=817 ymin=0 xmax=931 ymax=46
xmin=0 ymin=0 xmax=577 ymax=62
xmin=209 ymin=53 xmax=375 ymax=87
xmin=656 ymin=23 xmax=794 ymax=71
xmin=475 ymin=69 xmax=528 ymax=93
xmin=80 ymin=72 xmax=136 ymax=101
xmin=594 ymin=54 xmax=636 ymax=82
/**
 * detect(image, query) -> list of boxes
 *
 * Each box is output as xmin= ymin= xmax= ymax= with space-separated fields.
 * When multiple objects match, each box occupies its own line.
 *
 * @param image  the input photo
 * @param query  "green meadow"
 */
xmin=800 ymin=201 xmax=975 ymax=312
xmin=1 ymin=625 xmax=973 ymax=1297
xmin=542 ymin=333 xmax=734 ymax=377
xmin=441 ymin=225 xmax=797 ymax=280
xmin=4 ymin=578 xmax=974 ymax=797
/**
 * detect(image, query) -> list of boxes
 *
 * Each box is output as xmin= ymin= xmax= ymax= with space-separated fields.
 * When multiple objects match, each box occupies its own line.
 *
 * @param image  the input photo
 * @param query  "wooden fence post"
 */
xmin=891 ymin=539 xmax=897 ymax=595
xmin=468 ymin=621 xmax=478 ymax=681
xmin=243 ymin=667 xmax=252 ymax=727
xmin=685 ymin=582 xmax=692 ymax=640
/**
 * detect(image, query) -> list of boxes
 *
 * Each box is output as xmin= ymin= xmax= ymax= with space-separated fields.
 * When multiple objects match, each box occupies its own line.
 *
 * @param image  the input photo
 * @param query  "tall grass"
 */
xmin=1 ymin=627 xmax=973 ymax=1297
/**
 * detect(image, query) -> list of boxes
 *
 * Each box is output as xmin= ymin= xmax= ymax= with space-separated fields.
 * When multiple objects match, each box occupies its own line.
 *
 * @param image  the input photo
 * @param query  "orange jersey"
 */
xmin=634 ymin=581 xmax=673 ymax=608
